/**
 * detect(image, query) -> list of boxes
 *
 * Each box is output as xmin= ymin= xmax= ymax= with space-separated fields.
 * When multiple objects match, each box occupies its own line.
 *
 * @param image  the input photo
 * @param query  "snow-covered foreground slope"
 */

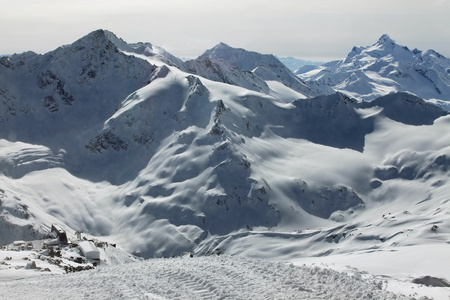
xmin=295 ymin=244 xmax=450 ymax=299
xmin=0 ymin=255 xmax=413 ymax=299
xmin=297 ymin=35 xmax=450 ymax=110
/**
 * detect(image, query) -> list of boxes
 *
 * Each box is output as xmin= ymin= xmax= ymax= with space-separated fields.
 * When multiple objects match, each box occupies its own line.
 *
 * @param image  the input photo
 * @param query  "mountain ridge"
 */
xmin=297 ymin=34 xmax=450 ymax=109
xmin=0 ymin=30 xmax=449 ymax=261
xmin=196 ymin=42 xmax=330 ymax=97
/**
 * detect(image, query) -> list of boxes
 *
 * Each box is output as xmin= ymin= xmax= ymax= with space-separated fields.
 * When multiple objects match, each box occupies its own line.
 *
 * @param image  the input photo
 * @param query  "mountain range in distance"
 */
xmin=275 ymin=56 xmax=324 ymax=71
xmin=297 ymin=34 xmax=450 ymax=110
xmin=0 ymin=29 xmax=449 ymax=267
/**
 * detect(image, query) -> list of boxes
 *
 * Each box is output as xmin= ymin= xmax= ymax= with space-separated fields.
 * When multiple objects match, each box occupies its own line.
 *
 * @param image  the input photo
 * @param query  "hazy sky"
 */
xmin=1 ymin=0 xmax=449 ymax=61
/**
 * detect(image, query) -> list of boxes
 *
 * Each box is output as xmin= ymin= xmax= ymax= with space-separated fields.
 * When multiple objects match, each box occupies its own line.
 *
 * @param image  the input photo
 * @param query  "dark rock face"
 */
xmin=359 ymin=92 xmax=448 ymax=125
xmin=412 ymin=276 xmax=450 ymax=287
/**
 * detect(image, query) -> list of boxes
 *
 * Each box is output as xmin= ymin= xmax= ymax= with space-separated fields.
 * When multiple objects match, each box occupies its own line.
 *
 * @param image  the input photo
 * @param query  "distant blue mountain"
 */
xmin=276 ymin=56 xmax=324 ymax=71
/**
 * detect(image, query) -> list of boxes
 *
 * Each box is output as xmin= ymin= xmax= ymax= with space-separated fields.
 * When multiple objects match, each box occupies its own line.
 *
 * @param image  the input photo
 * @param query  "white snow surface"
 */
xmin=1 ymin=30 xmax=450 ymax=299
xmin=294 ymin=244 xmax=450 ymax=299
xmin=0 ymin=255 xmax=410 ymax=299
xmin=297 ymin=34 xmax=450 ymax=109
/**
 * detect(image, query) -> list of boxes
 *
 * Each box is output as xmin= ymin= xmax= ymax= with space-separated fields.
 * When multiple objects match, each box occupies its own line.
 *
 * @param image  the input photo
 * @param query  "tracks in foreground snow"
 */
xmin=0 ymin=255 xmax=406 ymax=299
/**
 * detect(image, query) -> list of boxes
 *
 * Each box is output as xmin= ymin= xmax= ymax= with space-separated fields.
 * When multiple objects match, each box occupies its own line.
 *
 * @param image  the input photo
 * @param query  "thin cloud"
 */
xmin=0 ymin=0 xmax=449 ymax=60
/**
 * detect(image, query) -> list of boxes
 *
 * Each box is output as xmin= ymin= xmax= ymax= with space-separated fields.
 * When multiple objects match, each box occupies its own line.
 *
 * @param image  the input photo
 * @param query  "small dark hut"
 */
xmin=51 ymin=224 xmax=68 ymax=244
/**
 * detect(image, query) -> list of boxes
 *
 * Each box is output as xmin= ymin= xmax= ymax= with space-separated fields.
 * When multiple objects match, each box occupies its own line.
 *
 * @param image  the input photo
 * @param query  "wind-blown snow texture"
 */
xmin=1 ymin=29 xmax=450 ymax=299
xmin=0 ymin=256 xmax=405 ymax=299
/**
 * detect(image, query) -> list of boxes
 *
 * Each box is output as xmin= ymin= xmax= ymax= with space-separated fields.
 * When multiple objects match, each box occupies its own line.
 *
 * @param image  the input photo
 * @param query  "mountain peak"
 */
xmin=85 ymin=29 xmax=114 ymax=42
xmin=376 ymin=34 xmax=396 ymax=47
xmin=216 ymin=42 xmax=231 ymax=48
xmin=202 ymin=42 xmax=241 ymax=58
xmin=201 ymin=43 xmax=279 ymax=71
xmin=202 ymin=42 xmax=236 ymax=57
xmin=74 ymin=29 xmax=133 ymax=53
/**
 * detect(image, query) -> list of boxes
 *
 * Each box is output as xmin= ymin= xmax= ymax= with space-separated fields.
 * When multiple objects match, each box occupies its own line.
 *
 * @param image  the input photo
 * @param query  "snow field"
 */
xmin=0 ymin=255 xmax=406 ymax=300
xmin=294 ymin=244 xmax=450 ymax=299
xmin=1 ymin=29 xmax=450 ymax=300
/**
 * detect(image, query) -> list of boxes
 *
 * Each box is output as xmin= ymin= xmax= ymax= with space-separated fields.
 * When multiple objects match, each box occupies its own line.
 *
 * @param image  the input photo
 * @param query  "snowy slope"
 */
xmin=184 ymin=56 xmax=271 ymax=93
xmin=1 ymin=69 xmax=448 ymax=259
xmin=0 ymin=29 xmax=159 ymax=183
xmin=197 ymin=42 xmax=332 ymax=97
xmin=1 ymin=30 xmax=450 ymax=298
xmin=297 ymin=35 xmax=450 ymax=110
xmin=0 ymin=255 xmax=410 ymax=299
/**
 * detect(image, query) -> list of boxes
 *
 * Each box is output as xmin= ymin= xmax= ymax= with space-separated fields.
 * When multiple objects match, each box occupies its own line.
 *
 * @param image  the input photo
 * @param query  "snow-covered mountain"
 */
xmin=297 ymin=34 xmax=450 ymax=110
xmin=1 ymin=31 xmax=450 ymax=297
xmin=183 ymin=56 xmax=271 ymax=93
xmin=0 ymin=30 xmax=161 ymax=182
xmin=193 ymin=42 xmax=332 ymax=97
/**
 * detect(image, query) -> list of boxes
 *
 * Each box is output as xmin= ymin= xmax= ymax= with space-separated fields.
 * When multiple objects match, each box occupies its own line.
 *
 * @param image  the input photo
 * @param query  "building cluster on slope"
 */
xmin=0 ymin=224 xmax=114 ymax=274
xmin=3 ymin=224 xmax=101 ymax=258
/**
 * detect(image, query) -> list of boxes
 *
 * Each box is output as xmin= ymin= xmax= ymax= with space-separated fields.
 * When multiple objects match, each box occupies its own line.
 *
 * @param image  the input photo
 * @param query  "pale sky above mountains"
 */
xmin=1 ymin=0 xmax=449 ymax=61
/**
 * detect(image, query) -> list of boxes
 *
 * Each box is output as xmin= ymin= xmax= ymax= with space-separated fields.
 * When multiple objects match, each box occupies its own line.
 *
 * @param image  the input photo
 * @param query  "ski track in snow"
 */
xmin=0 ymin=256 xmax=406 ymax=300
